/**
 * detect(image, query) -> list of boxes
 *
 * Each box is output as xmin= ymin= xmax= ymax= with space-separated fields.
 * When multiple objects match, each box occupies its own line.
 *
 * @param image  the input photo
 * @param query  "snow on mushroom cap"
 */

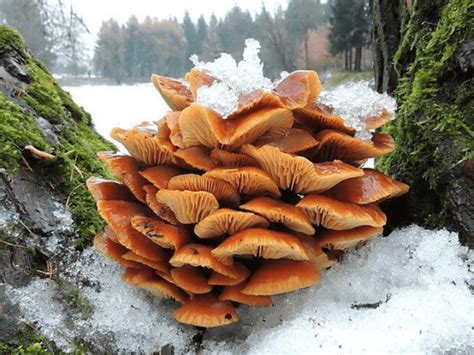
xmin=190 ymin=39 xmax=273 ymax=118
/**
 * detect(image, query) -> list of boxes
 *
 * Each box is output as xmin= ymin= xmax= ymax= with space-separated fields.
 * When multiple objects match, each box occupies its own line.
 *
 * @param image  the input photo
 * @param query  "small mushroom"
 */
xmin=240 ymin=197 xmax=315 ymax=235
xmin=204 ymin=167 xmax=280 ymax=198
xmin=254 ymin=128 xmax=319 ymax=154
xmin=295 ymin=233 xmax=338 ymax=270
xmin=194 ymin=208 xmax=269 ymax=239
xmin=97 ymin=151 xmax=149 ymax=203
xmin=208 ymin=262 xmax=251 ymax=286
xmin=151 ymin=74 xmax=193 ymax=111
xmin=154 ymin=117 xmax=171 ymax=139
xmin=226 ymin=89 xmax=284 ymax=119
xmin=174 ymin=294 xmax=238 ymax=327
xmin=273 ymin=70 xmax=321 ymax=109
xmin=170 ymin=265 xmax=212 ymax=294
xmin=86 ymin=176 xmax=136 ymax=202
xmin=211 ymin=228 xmax=309 ymax=263
xmin=165 ymin=111 xmax=185 ymax=149
xmin=242 ymin=260 xmax=320 ymax=296
xmin=323 ymin=169 xmax=409 ymax=204
xmin=143 ymin=185 xmax=179 ymax=225
xmin=122 ymin=251 xmax=169 ymax=273
xmin=178 ymin=104 xmax=221 ymax=148
xmin=210 ymin=148 xmax=259 ymax=168
xmin=156 ymin=189 xmax=219 ymax=224
xmin=122 ymin=268 xmax=156 ymax=285
xmin=219 ymin=281 xmax=272 ymax=306
xmin=184 ymin=69 xmax=215 ymax=98
xmin=296 ymin=195 xmax=387 ymax=230
xmin=293 ymin=102 xmax=354 ymax=135
xmin=139 ymin=166 xmax=182 ymax=189
xmin=173 ymin=146 xmax=217 ymax=171
xmin=317 ymin=226 xmax=383 ymax=250
xmin=131 ymin=215 xmax=190 ymax=250
xmin=93 ymin=230 xmax=142 ymax=268
xmin=23 ymin=145 xmax=55 ymax=160
xmin=365 ymin=108 xmax=391 ymax=130
xmin=168 ymin=174 xmax=240 ymax=206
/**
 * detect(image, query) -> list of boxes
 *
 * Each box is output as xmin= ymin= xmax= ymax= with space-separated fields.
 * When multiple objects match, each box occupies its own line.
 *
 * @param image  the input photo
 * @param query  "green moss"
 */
xmin=0 ymin=25 xmax=26 ymax=51
xmin=0 ymin=329 xmax=52 ymax=355
xmin=54 ymin=277 xmax=93 ymax=317
xmin=378 ymin=0 xmax=474 ymax=227
xmin=324 ymin=69 xmax=374 ymax=88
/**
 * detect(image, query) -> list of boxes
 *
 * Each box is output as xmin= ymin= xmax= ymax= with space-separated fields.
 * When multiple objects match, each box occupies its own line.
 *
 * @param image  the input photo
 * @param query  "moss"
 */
xmin=0 ymin=25 xmax=26 ymax=51
xmin=324 ymin=69 xmax=374 ymax=88
xmin=378 ymin=0 xmax=474 ymax=227
xmin=53 ymin=277 xmax=93 ymax=318
xmin=0 ymin=329 xmax=53 ymax=355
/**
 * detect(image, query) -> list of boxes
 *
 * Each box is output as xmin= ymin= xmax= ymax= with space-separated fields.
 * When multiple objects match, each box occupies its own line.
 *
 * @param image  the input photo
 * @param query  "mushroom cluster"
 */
xmin=87 ymin=60 xmax=408 ymax=328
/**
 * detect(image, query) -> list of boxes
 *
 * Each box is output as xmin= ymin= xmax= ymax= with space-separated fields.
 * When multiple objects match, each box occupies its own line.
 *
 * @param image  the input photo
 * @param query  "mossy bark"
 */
xmin=373 ymin=1 xmax=474 ymax=245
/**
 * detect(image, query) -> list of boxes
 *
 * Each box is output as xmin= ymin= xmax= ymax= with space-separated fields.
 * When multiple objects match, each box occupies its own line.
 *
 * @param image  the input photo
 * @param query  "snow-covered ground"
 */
xmin=7 ymin=225 xmax=473 ymax=353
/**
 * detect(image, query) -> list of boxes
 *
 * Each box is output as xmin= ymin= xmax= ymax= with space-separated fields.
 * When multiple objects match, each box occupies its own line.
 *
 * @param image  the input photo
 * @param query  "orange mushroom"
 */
xmin=365 ymin=108 xmax=391 ymax=130
xmin=122 ymin=251 xmax=170 ymax=273
xmin=226 ymin=89 xmax=284 ymax=119
xmin=194 ymin=208 xmax=269 ymax=239
xmin=165 ymin=111 xmax=185 ymax=149
xmin=293 ymin=102 xmax=354 ymax=135
xmin=173 ymin=146 xmax=217 ymax=171
xmin=170 ymin=265 xmax=212 ymax=294
xmin=254 ymin=128 xmax=319 ymax=154
xmin=184 ymin=69 xmax=215 ymax=98
xmin=93 ymin=230 xmax=142 ymax=268
xmin=317 ymin=226 xmax=383 ymax=250
xmin=208 ymin=262 xmax=251 ymax=286
xmin=143 ymin=185 xmax=179 ymax=225
xmin=86 ymin=176 xmax=136 ymax=202
xmin=210 ymin=148 xmax=259 ymax=168
xmin=295 ymin=233 xmax=338 ymax=270
xmin=296 ymin=195 xmax=387 ymax=230
xmin=174 ymin=294 xmax=238 ymax=327
xmin=273 ymin=70 xmax=321 ymax=109
xmin=139 ymin=166 xmax=182 ymax=190
xmin=242 ymin=260 xmax=320 ymax=296
xmin=151 ymin=74 xmax=193 ymax=111
xmin=219 ymin=281 xmax=272 ymax=306
xmin=122 ymin=268 xmax=156 ymax=285
xmin=131 ymin=215 xmax=190 ymax=250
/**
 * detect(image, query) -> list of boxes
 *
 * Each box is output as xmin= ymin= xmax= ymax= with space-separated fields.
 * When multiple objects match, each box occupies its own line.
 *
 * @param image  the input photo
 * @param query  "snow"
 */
xmin=318 ymin=81 xmax=397 ymax=141
xmin=7 ymin=225 xmax=473 ymax=353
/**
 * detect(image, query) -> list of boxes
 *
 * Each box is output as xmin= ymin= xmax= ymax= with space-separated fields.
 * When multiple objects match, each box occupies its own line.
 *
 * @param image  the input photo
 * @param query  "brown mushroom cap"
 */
xmin=131 ymin=215 xmax=190 ymax=250
xmin=295 ymin=233 xmax=338 ymax=270
xmin=296 ymin=195 xmax=387 ymax=230
xmin=226 ymin=90 xmax=284 ymax=119
xmin=208 ymin=262 xmax=251 ymax=286
xmin=293 ymin=102 xmax=354 ymax=134
xmin=194 ymin=208 xmax=269 ymax=239
xmin=86 ymin=177 xmax=136 ymax=202
xmin=169 ymin=244 xmax=240 ymax=279
xmin=139 ymin=166 xmax=182 ymax=190
xmin=242 ymin=144 xmax=363 ymax=193
xmin=155 ymin=117 xmax=171 ymax=139
xmin=93 ymin=231 xmax=142 ymax=268
xmin=138 ymin=278 xmax=190 ymax=304
xmin=122 ymin=251 xmax=169 ymax=273
xmin=210 ymin=148 xmax=259 ymax=168
xmin=156 ymin=189 xmax=219 ymax=224
xmin=240 ymin=197 xmax=315 ymax=235
xmin=254 ymin=128 xmax=319 ymax=154
xmin=242 ymin=260 xmax=320 ymax=296
xmin=317 ymin=226 xmax=383 ymax=250
xmin=211 ymin=228 xmax=309 ymax=262
xmin=151 ymin=74 xmax=193 ymax=111
xmin=323 ymin=169 xmax=409 ymax=204
xmin=365 ymin=108 xmax=391 ymax=130
xmin=204 ymin=167 xmax=280 ymax=198
xmin=165 ymin=111 xmax=186 ymax=149
xmin=178 ymin=104 xmax=221 ymax=148
xmin=110 ymin=125 xmax=176 ymax=166
xmin=184 ymin=69 xmax=215 ymax=98
xmin=170 ymin=265 xmax=212 ymax=294
xmin=313 ymin=130 xmax=395 ymax=162
xmin=273 ymin=70 xmax=321 ymax=109
xmin=122 ymin=268 xmax=156 ymax=285
xmin=173 ymin=146 xmax=217 ymax=171
xmin=174 ymin=294 xmax=238 ymax=327
xmin=97 ymin=200 xmax=167 ymax=260
xmin=168 ymin=174 xmax=239 ymax=207
xmin=219 ymin=281 xmax=272 ymax=306
xmin=143 ymin=185 xmax=179 ymax=225
xmin=97 ymin=151 xmax=149 ymax=203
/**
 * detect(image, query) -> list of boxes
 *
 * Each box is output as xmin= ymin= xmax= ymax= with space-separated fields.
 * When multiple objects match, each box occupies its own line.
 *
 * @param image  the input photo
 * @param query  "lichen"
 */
xmin=0 ymin=25 xmax=26 ymax=51
xmin=377 ymin=0 xmax=474 ymax=227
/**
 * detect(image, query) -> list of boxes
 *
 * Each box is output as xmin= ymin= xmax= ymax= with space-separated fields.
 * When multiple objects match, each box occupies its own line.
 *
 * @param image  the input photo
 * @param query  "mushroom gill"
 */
xmin=219 ymin=281 xmax=273 ymax=306
xmin=131 ymin=215 xmax=190 ymax=250
xmin=86 ymin=176 xmax=136 ymax=202
xmin=151 ymin=74 xmax=193 ymax=111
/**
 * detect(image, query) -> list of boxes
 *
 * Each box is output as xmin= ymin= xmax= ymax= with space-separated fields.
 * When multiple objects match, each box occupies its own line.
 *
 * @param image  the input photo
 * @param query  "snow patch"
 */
xmin=7 ymin=225 xmax=473 ymax=353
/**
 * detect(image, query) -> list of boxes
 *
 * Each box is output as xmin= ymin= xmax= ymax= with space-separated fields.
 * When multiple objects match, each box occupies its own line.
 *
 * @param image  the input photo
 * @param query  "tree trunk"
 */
xmin=349 ymin=47 xmax=353 ymax=70
xmin=373 ymin=0 xmax=474 ymax=246
xmin=344 ymin=50 xmax=348 ymax=70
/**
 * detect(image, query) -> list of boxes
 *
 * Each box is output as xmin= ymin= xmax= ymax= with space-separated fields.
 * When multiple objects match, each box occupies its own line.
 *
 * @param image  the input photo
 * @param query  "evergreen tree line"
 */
xmin=93 ymin=0 xmax=370 ymax=83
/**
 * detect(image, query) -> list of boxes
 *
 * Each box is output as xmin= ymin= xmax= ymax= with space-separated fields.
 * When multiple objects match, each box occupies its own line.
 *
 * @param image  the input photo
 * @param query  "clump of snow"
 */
xmin=318 ymin=81 xmax=397 ymax=141
xmin=191 ymin=38 xmax=272 ymax=117
xmin=7 ymin=225 xmax=473 ymax=353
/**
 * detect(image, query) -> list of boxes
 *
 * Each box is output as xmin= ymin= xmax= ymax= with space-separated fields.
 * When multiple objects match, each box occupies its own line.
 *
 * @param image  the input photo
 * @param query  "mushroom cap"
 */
xmin=210 ymin=148 xmax=259 ymax=168
xmin=155 ymin=117 xmax=171 ymax=139
xmin=179 ymin=103 xmax=293 ymax=150
xmin=219 ymin=281 xmax=272 ymax=306
xmin=208 ymin=262 xmax=251 ymax=286
xmin=122 ymin=251 xmax=169 ymax=273
xmin=293 ymin=102 xmax=354 ymax=134
xmin=240 ymin=197 xmax=315 ymax=235
xmin=295 ymin=233 xmax=338 ymax=270
xmin=96 ymin=200 xmax=167 ymax=260
xmin=184 ymin=69 xmax=215 ymax=98
xmin=317 ymin=226 xmax=383 ymax=250
xmin=131 ymin=215 xmax=190 ymax=250
xmin=211 ymin=228 xmax=309 ymax=262
xmin=110 ymin=125 xmax=176 ymax=166
xmin=254 ymin=128 xmax=319 ymax=154
xmin=156 ymin=189 xmax=219 ymax=224
xmin=273 ymin=70 xmax=321 ymax=109
xmin=323 ymin=169 xmax=409 ymax=204
xmin=139 ymin=166 xmax=182 ymax=190
xmin=122 ymin=268 xmax=156 ymax=285
xmin=194 ymin=208 xmax=269 ymax=239
xmin=143 ymin=185 xmax=179 ymax=225
xmin=204 ymin=167 xmax=280 ymax=198
xmin=97 ymin=151 xmax=149 ymax=203
xmin=151 ymin=74 xmax=193 ymax=111
xmin=168 ymin=174 xmax=240 ymax=206
xmin=173 ymin=146 xmax=217 ymax=171
xmin=242 ymin=260 xmax=320 ymax=296
xmin=174 ymin=294 xmax=238 ymax=327
xmin=138 ymin=278 xmax=190 ymax=304
xmin=86 ymin=177 xmax=136 ymax=202
xmin=296 ymin=195 xmax=387 ymax=230
xmin=313 ymin=130 xmax=395 ymax=162
xmin=242 ymin=144 xmax=363 ymax=193
xmin=170 ymin=265 xmax=212 ymax=294
xmin=226 ymin=90 xmax=284 ymax=120
xmin=365 ymin=108 xmax=391 ymax=130
xmin=169 ymin=244 xmax=240 ymax=279
xmin=165 ymin=111 xmax=185 ymax=149
xmin=93 ymin=231 xmax=142 ymax=268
